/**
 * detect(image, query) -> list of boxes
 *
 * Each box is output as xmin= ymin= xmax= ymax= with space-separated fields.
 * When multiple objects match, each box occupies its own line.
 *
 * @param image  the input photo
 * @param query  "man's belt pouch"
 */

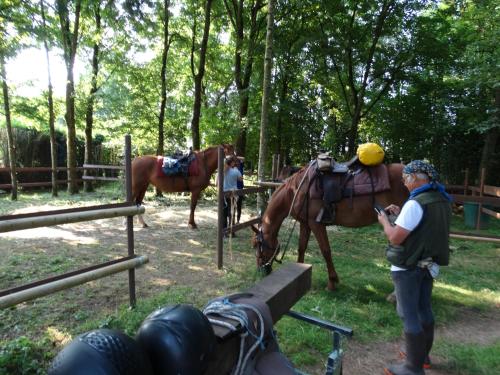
xmin=386 ymin=244 xmax=414 ymax=267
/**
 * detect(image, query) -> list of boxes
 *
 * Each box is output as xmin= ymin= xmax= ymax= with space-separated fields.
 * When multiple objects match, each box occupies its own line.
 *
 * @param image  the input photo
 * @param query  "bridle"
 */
xmin=255 ymin=228 xmax=281 ymax=271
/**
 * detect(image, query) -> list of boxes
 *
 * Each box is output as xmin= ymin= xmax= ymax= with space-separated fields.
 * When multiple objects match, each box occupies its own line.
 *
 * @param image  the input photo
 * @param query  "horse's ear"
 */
xmin=250 ymin=225 xmax=259 ymax=234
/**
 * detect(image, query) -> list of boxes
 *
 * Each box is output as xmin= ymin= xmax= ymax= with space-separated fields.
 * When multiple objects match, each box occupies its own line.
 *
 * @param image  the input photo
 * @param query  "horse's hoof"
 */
xmin=142 ymin=223 xmax=149 ymax=228
xmin=326 ymin=283 xmax=337 ymax=291
xmin=188 ymin=223 xmax=198 ymax=229
xmin=327 ymin=276 xmax=339 ymax=291
xmin=327 ymin=281 xmax=338 ymax=291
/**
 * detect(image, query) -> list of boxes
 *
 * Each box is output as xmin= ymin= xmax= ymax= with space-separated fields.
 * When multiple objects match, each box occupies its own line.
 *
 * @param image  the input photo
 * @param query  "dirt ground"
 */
xmin=1 ymin=198 xmax=498 ymax=374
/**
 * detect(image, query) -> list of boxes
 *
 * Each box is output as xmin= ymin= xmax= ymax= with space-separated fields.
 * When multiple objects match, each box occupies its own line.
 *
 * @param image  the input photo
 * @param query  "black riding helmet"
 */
xmin=136 ymin=304 xmax=216 ymax=375
xmin=48 ymin=329 xmax=153 ymax=375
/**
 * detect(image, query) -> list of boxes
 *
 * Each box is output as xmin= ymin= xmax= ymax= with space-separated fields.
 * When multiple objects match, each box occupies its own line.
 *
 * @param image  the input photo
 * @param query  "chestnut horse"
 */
xmin=131 ymin=144 xmax=235 ymax=228
xmin=252 ymin=163 xmax=409 ymax=290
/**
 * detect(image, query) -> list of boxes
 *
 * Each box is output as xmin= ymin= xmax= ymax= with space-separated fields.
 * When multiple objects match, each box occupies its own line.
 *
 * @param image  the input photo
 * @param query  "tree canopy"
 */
xmin=1 ymin=0 xmax=498 ymax=185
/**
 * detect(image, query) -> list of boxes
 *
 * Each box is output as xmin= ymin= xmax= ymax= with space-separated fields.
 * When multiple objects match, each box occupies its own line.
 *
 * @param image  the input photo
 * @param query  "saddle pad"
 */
xmin=156 ymin=155 xmax=200 ymax=177
xmin=351 ymin=163 xmax=390 ymax=195
xmin=308 ymin=164 xmax=391 ymax=200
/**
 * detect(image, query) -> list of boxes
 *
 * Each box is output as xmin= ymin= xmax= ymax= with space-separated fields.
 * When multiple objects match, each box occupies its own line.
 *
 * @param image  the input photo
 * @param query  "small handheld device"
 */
xmin=374 ymin=203 xmax=386 ymax=215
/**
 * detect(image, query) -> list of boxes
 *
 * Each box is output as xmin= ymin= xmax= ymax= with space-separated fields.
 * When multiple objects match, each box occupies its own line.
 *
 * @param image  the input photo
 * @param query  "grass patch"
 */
xmin=435 ymin=340 xmax=500 ymax=375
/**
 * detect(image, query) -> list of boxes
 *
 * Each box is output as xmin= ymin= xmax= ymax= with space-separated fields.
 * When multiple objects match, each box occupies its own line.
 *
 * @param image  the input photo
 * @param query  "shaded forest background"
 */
xmin=1 ymin=0 xmax=499 ymax=195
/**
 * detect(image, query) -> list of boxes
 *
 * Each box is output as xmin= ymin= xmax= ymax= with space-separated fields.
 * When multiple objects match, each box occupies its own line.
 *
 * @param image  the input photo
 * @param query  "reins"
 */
xmin=260 ymin=160 xmax=315 ymax=267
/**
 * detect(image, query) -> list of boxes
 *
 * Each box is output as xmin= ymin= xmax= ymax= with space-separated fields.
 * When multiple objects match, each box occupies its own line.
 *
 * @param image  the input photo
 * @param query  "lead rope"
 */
xmin=277 ymin=160 xmax=316 ymax=263
xmin=203 ymin=300 xmax=266 ymax=375
xmin=228 ymin=191 xmax=237 ymax=260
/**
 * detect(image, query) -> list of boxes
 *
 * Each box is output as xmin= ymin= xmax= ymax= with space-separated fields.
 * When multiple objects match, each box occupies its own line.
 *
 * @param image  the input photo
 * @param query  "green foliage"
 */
xmin=0 ymin=336 xmax=52 ymax=375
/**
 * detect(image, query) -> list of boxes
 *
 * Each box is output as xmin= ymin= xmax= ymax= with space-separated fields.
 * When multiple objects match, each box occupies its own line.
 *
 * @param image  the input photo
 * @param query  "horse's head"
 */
xmin=221 ymin=144 xmax=235 ymax=158
xmin=251 ymin=225 xmax=281 ymax=276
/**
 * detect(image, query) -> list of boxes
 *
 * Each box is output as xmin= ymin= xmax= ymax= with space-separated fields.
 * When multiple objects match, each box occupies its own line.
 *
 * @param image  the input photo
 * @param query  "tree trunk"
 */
xmin=156 ymin=0 xmax=171 ymax=196
xmin=226 ymin=0 xmax=264 ymax=157
xmin=41 ymin=0 xmax=58 ymax=197
xmin=479 ymin=87 xmax=500 ymax=181
xmin=275 ymin=73 xmax=289 ymax=162
xmin=1 ymin=53 xmax=17 ymax=200
xmin=84 ymin=1 xmax=101 ymax=193
xmin=190 ymin=0 xmax=213 ymax=151
xmin=257 ymin=0 xmax=275 ymax=211
xmin=57 ymin=0 xmax=81 ymax=194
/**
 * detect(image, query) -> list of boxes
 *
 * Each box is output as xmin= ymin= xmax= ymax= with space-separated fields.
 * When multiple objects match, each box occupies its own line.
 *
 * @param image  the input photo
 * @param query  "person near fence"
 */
xmin=236 ymin=156 xmax=245 ymax=224
xmin=377 ymin=160 xmax=452 ymax=375
xmin=223 ymin=156 xmax=242 ymax=237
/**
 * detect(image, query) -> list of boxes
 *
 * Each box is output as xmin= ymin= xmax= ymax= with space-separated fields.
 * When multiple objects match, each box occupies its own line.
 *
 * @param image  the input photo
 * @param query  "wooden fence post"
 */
xmin=217 ymin=147 xmax=224 ymax=269
xmin=125 ymin=134 xmax=136 ymax=307
xmin=476 ymin=168 xmax=486 ymax=230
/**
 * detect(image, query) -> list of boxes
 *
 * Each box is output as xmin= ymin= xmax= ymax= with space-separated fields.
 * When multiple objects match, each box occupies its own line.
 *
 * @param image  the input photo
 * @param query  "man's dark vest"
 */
xmin=402 ymin=190 xmax=452 ymax=267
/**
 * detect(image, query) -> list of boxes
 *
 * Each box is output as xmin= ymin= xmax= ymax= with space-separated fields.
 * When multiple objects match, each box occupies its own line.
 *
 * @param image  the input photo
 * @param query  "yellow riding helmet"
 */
xmin=357 ymin=143 xmax=385 ymax=166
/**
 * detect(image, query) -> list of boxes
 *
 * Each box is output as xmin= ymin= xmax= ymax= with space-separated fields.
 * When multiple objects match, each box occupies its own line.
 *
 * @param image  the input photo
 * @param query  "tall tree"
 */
xmin=190 ymin=0 xmax=213 ymax=150
xmin=224 ymin=0 xmax=265 ymax=156
xmin=40 ymin=0 xmax=58 ymax=196
xmin=83 ymin=0 xmax=103 ymax=192
xmin=157 ymin=0 xmax=173 ymax=158
xmin=0 ymin=53 xmax=17 ymax=200
xmin=56 ymin=0 xmax=82 ymax=194
xmin=316 ymin=0 xmax=420 ymax=155
xmin=257 ymin=0 xmax=274 ymax=211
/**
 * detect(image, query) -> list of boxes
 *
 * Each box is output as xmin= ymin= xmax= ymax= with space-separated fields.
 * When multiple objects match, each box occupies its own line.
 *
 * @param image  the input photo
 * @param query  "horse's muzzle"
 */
xmin=258 ymin=264 xmax=272 ymax=276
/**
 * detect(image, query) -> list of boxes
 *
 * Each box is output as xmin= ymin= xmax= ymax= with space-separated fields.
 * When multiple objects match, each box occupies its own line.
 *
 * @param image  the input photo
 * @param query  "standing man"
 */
xmin=223 ymin=156 xmax=243 ymax=236
xmin=377 ymin=160 xmax=452 ymax=375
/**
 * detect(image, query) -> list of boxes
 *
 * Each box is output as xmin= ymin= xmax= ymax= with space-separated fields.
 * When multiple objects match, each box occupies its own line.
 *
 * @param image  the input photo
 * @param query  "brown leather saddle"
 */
xmin=307 ymin=156 xmax=391 ymax=224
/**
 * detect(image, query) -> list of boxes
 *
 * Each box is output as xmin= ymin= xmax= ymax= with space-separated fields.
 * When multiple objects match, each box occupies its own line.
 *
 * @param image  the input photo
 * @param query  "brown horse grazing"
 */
xmin=252 ymin=163 xmax=409 ymax=291
xmin=131 ymin=144 xmax=235 ymax=228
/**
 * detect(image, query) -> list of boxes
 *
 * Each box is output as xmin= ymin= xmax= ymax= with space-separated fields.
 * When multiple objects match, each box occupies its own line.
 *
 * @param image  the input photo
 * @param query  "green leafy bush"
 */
xmin=0 ymin=336 xmax=52 ymax=375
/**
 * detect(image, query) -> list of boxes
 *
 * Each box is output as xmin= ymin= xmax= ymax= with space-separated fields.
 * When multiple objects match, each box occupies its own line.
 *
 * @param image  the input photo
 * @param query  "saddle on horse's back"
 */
xmin=156 ymin=150 xmax=200 ymax=178
xmin=308 ymin=155 xmax=391 ymax=224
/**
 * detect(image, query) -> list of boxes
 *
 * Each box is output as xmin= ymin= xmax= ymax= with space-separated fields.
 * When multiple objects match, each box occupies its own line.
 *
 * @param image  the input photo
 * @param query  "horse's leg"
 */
xmin=309 ymin=222 xmax=339 ymax=291
xmin=188 ymin=190 xmax=200 ymax=229
xmin=297 ymin=222 xmax=311 ymax=263
xmin=135 ymin=187 xmax=149 ymax=228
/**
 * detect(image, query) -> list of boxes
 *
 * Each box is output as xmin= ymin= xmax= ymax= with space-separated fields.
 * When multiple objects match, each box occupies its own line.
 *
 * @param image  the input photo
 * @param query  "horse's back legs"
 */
xmin=309 ymin=222 xmax=339 ymax=291
xmin=133 ymin=184 xmax=149 ymax=228
xmin=188 ymin=190 xmax=200 ymax=229
xmin=297 ymin=222 xmax=311 ymax=263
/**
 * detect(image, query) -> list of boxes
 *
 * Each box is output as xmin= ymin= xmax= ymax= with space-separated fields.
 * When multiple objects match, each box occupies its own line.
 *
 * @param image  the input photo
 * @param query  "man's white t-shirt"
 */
xmin=391 ymin=200 xmax=423 ymax=272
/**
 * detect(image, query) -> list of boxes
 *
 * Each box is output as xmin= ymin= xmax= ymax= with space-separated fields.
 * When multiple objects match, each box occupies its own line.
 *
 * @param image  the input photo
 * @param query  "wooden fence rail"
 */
xmin=0 ymin=135 xmax=143 ymax=309
xmin=0 ymin=164 xmax=124 ymax=189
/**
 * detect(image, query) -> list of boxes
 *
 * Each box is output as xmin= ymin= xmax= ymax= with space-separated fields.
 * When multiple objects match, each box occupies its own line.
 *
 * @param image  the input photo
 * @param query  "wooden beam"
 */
xmin=255 ymin=180 xmax=284 ymax=188
xmin=0 ymin=202 xmax=134 ymax=221
xmin=82 ymin=176 xmax=122 ymax=181
xmin=482 ymin=207 xmax=500 ymax=219
xmin=204 ymin=263 xmax=312 ymax=375
xmin=83 ymin=164 xmax=125 ymax=170
xmin=0 ymin=255 xmax=149 ymax=309
xmin=223 ymin=217 xmax=261 ymax=233
xmin=450 ymin=194 xmax=500 ymax=207
xmin=450 ymin=231 xmax=500 ymax=243
xmin=223 ymin=186 xmax=267 ymax=197
xmin=0 ymin=205 xmax=145 ymax=233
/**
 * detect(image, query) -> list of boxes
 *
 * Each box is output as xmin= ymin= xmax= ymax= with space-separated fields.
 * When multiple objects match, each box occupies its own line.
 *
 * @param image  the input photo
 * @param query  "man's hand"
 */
xmin=384 ymin=204 xmax=401 ymax=216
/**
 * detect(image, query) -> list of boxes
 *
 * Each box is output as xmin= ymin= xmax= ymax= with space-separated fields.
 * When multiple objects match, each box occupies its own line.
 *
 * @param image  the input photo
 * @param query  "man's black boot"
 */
xmin=422 ymin=323 xmax=434 ymax=368
xmin=384 ymin=332 xmax=426 ymax=375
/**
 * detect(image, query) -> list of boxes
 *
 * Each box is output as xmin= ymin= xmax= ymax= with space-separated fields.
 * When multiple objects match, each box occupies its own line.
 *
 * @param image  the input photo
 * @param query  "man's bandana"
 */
xmin=403 ymin=160 xmax=439 ymax=181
